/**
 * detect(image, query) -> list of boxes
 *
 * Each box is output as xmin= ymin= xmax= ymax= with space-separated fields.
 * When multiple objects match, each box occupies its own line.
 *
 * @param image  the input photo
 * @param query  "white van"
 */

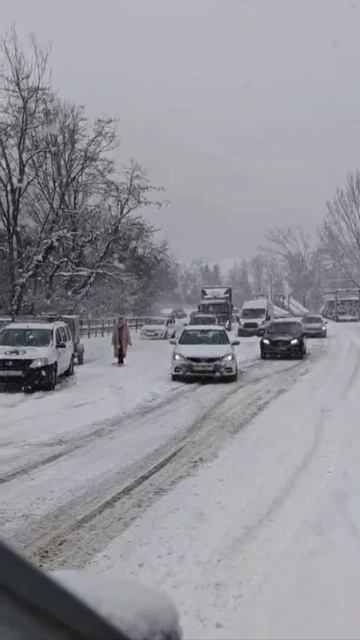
xmin=238 ymin=297 xmax=273 ymax=336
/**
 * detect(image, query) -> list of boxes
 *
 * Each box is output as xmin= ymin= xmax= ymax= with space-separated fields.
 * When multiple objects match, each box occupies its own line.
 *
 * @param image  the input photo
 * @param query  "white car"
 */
xmin=141 ymin=317 xmax=176 ymax=339
xmin=0 ymin=321 xmax=74 ymax=390
xmin=170 ymin=325 xmax=239 ymax=382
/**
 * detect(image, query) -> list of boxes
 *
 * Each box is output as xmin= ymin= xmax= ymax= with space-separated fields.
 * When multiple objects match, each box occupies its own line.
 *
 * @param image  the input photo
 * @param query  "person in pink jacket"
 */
xmin=112 ymin=316 xmax=132 ymax=365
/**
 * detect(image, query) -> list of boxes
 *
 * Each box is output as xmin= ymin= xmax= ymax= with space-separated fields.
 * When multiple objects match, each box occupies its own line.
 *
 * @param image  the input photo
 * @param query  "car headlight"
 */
xmin=322 ymin=325 xmax=326 ymax=330
xmin=290 ymin=338 xmax=299 ymax=345
xmin=30 ymin=357 xmax=49 ymax=369
xmin=262 ymin=338 xmax=270 ymax=345
xmin=173 ymin=353 xmax=185 ymax=361
xmin=222 ymin=353 xmax=234 ymax=361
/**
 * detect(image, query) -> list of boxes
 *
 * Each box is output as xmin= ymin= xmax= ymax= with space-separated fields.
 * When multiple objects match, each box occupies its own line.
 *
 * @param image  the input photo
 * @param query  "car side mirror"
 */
xmin=257 ymin=329 xmax=265 ymax=337
xmin=231 ymin=339 xmax=240 ymax=346
xmin=0 ymin=539 xmax=182 ymax=640
xmin=57 ymin=342 xmax=66 ymax=349
xmin=169 ymin=338 xmax=177 ymax=345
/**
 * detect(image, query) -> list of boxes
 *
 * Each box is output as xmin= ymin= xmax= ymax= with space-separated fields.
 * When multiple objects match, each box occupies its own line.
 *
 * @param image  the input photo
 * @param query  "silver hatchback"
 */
xmin=302 ymin=315 xmax=327 ymax=338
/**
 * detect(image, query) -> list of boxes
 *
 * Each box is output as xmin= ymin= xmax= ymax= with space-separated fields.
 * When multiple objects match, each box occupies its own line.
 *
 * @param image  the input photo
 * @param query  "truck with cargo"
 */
xmin=198 ymin=286 xmax=233 ymax=329
xmin=323 ymin=289 xmax=360 ymax=321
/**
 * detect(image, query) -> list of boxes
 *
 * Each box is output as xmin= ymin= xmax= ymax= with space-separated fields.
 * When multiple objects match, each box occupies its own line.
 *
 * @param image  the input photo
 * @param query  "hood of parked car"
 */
xmin=0 ymin=346 xmax=51 ymax=359
xmin=175 ymin=344 xmax=232 ymax=359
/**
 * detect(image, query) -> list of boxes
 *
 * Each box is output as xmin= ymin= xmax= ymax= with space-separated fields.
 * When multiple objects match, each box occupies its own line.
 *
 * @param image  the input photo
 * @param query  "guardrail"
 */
xmin=80 ymin=317 xmax=148 ymax=338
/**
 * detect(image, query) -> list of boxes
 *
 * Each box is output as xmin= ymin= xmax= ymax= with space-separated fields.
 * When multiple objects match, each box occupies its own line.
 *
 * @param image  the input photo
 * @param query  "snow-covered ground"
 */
xmin=0 ymin=331 xmax=258 ymax=477
xmin=2 ymin=323 xmax=360 ymax=638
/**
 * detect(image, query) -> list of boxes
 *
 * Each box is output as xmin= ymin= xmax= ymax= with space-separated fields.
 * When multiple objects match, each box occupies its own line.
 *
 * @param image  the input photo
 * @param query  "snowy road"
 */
xmin=1 ymin=324 xmax=360 ymax=638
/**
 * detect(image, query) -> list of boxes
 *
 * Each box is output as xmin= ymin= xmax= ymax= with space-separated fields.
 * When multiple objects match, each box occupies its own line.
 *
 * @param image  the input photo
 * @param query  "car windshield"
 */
xmin=302 ymin=316 xmax=322 ymax=324
xmin=267 ymin=322 xmax=301 ymax=335
xmin=179 ymin=329 xmax=229 ymax=345
xmin=0 ymin=328 xmax=53 ymax=347
xmin=241 ymin=308 xmax=265 ymax=319
xmin=146 ymin=319 xmax=165 ymax=325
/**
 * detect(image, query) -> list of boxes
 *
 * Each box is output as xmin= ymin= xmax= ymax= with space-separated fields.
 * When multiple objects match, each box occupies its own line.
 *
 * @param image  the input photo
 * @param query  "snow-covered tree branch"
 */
xmin=0 ymin=28 xmax=175 ymax=316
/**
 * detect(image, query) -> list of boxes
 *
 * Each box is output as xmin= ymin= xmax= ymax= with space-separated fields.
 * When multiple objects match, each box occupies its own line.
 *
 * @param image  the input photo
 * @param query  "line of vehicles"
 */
xmin=168 ymin=313 xmax=327 ymax=383
xmin=0 ymin=290 xmax=328 ymax=391
xmin=140 ymin=288 xmax=234 ymax=340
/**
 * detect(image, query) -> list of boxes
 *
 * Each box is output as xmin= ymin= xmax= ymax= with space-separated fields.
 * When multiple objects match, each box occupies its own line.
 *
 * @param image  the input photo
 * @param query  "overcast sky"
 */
xmin=2 ymin=0 xmax=360 ymax=262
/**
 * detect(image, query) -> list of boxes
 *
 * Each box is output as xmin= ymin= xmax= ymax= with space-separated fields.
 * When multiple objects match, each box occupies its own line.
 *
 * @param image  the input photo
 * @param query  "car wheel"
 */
xmin=65 ymin=356 xmax=74 ymax=377
xmin=228 ymin=370 xmax=238 ymax=382
xmin=261 ymin=351 xmax=267 ymax=359
xmin=44 ymin=364 xmax=57 ymax=391
xmin=23 ymin=384 xmax=35 ymax=394
xmin=171 ymin=374 xmax=182 ymax=382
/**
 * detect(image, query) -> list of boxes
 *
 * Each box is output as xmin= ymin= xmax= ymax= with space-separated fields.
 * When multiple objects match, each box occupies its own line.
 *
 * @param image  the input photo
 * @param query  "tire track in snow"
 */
xmin=22 ymin=359 xmax=308 ymax=569
xmin=0 ymin=357 xmax=281 ymax=485
xmin=0 ymin=383 xmax=201 ymax=484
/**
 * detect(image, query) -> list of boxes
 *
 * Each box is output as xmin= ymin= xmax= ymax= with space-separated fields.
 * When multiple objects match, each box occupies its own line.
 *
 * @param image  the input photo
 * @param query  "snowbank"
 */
xmin=273 ymin=304 xmax=290 ymax=318
xmin=287 ymin=297 xmax=309 ymax=316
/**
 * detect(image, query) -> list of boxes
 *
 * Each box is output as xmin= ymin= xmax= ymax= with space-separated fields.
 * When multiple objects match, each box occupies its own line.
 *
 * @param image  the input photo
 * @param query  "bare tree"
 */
xmin=227 ymin=259 xmax=252 ymax=306
xmin=263 ymin=225 xmax=313 ymax=305
xmin=0 ymin=27 xmax=52 ymax=312
xmin=0 ymin=28 xmax=168 ymax=315
xmin=265 ymin=256 xmax=285 ymax=298
xmin=249 ymin=255 xmax=267 ymax=295
xmin=320 ymin=171 xmax=360 ymax=285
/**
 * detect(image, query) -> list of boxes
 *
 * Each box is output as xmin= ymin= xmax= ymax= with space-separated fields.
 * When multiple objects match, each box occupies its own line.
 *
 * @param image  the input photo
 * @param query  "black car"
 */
xmin=260 ymin=320 xmax=307 ymax=359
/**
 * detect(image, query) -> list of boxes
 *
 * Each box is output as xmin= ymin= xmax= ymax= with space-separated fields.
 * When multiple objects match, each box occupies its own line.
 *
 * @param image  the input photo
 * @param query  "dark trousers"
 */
xmin=118 ymin=345 xmax=124 ymax=364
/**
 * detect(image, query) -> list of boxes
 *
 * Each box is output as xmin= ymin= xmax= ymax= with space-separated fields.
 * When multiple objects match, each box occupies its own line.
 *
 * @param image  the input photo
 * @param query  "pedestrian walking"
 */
xmin=112 ymin=316 xmax=132 ymax=365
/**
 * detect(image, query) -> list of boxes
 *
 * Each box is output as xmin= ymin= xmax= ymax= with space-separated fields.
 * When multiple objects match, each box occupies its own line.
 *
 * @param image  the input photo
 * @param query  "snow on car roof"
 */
xmin=4 ymin=322 xmax=58 ymax=330
xmin=182 ymin=324 xmax=225 ymax=331
xmin=242 ymin=298 xmax=268 ymax=309
xmin=270 ymin=318 xmax=302 ymax=324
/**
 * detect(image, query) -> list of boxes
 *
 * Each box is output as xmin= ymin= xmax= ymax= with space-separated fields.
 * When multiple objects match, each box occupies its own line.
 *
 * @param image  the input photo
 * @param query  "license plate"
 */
xmin=0 ymin=370 xmax=23 ymax=377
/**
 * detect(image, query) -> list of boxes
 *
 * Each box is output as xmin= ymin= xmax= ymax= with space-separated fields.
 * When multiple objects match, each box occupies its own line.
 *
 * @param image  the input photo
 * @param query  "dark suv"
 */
xmin=260 ymin=320 xmax=307 ymax=360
